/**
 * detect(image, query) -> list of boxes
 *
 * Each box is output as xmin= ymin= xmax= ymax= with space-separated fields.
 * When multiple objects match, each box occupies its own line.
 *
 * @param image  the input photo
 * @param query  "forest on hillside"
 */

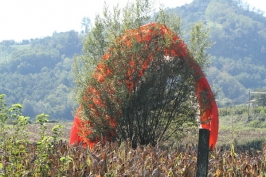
xmin=0 ymin=0 xmax=266 ymax=120
xmin=171 ymin=0 xmax=266 ymax=105
xmin=0 ymin=31 xmax=83 ymax=120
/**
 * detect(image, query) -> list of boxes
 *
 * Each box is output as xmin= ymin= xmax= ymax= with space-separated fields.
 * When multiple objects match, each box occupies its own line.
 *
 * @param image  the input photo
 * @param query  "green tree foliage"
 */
xmin=30 ymin=30 xmax=82 ymax=58
xmin=208 ymin=56 xmax=266 ymax=103
xmin=0 ymin=95 xmax=73 ymax=176
xmin=189 ymin=21 xmax=212 ymax=71
xmin=0 ymin=31 xmax=81 ymax=120
xmin=6 ymin=48 xmax=60 ymax=74
xmin=74 ymin=0 xmax=211 ymax=147
xmin=81 ymin=17 xmax=91 ymax=33
xmin=205 ymin=0 xmax=266 ymax=61
xmin=0 ymin=40 xmax=15 ymax=62
xmin=207 ymin=67 xmax=247 ymax=102
xmin=171 ymin=0 xmax=266 ymax=104
xmin=0 ymin=63 xmax=76 ymax=120
xmin=0 ymin=0 xmax=266 ymax=123
xmin=253 ymin=88 xmax=266 ymax=107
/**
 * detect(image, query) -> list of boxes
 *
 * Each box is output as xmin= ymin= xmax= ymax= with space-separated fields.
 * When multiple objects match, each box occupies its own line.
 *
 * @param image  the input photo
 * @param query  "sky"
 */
xmin=0 ymin=0 xmax=265 ymax=42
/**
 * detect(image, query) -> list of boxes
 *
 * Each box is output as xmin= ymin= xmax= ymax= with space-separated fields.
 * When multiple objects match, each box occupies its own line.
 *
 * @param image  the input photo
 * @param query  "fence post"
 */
xmin=196 ymin=128 xmax=210 ymax=177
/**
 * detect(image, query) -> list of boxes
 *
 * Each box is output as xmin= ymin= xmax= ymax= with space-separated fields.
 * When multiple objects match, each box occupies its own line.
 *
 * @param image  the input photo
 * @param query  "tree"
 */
xmin=73 ymin=0 xmax=212 ymax=147
xmin=81 ymin=17 xmax=91 ymax=34
xmin=254 ymin=88 xmax=266 ymax=106
xmin=0 ymin=40 xmax=14 ymax=62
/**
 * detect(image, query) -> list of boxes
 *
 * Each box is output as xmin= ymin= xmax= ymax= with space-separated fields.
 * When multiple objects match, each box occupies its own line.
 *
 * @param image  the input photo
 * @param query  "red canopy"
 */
xmin=70 ymin=23 xmax=218 ymax=150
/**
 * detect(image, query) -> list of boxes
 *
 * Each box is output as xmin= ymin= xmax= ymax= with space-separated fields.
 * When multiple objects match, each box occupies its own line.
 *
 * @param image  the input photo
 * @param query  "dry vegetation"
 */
xmin=2 ymin=108 xmax=266 ymax=176
xmin=2 ymin=138 xmax=266 ymax=176
xmin=1 ymin=121 xmax=266 ymax=176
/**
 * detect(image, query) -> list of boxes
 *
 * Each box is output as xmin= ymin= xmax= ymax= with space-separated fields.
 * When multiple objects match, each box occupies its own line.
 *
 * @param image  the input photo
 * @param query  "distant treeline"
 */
xmin=0 ymin=30 xmax=83 ymax=120
xmin=171 ymin=0 xmax=266 ymax=104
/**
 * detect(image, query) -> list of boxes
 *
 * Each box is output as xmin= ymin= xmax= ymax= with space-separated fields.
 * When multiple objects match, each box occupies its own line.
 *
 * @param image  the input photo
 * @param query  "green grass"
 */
xmin=216 ymin=110 xmax=266 ymax=149
xmin=31 ymin=113 xmax=266 ymax=149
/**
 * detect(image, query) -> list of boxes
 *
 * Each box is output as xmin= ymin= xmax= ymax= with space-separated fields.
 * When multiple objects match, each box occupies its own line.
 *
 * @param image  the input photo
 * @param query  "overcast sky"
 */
xmin=0 ymin=0 xmax=265 ymax=42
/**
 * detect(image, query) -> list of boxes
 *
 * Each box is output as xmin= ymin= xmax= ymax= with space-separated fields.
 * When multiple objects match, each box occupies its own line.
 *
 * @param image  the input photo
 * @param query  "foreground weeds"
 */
xmin=2 ymin=138 xmax=266 ymax=176
xmin=2 ymin=94 xmax=266 ymax=176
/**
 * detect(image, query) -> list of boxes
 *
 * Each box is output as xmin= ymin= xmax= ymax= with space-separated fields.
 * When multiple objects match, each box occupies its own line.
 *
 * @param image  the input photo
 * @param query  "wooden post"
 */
xmin=196 ymin=128 xmax=210 ymax=177
xmin=248 ymin=89 xmax=250 ymax=121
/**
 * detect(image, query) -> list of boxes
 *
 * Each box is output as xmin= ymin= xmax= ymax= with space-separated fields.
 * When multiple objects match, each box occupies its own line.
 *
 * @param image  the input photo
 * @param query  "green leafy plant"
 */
xmin=0 ymin=94 xmax=31 ymax=176
xmin=0 ymin=94 xmax=72 ymax=176
xmin=59 ymin=156 xmax=73 ymax=176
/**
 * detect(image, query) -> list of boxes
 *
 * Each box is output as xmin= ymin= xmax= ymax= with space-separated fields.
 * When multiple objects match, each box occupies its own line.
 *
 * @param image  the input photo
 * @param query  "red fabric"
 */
xmin=196 ymin=77 xmax=219 ymax=150
xmin=69 ymin=106 xmax=83 ymax=145
xmin=69 ymin=23 xmax=219 ymax=150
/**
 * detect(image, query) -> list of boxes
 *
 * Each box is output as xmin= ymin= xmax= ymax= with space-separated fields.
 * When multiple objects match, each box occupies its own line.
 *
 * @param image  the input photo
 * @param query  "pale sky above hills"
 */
xmin=0 ymin=0 xmax=265 ymax=42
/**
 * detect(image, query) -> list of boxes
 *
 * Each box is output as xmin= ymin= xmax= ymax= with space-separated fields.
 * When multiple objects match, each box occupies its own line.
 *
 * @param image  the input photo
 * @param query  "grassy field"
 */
xmin=14 ymin=113 xmax=265 ymax=154
xmin=37 ymin=113 xmax=266 ymax=149
xmin=218 ymin=114 xmax=266 ymax=148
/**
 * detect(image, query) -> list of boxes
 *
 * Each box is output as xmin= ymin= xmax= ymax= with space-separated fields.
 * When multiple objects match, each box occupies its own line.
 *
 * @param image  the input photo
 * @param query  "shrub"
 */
xmin=0 ymin=94 xmax=70 ymax=176
xmin=73 ymin=0 xmax=212 ymax=147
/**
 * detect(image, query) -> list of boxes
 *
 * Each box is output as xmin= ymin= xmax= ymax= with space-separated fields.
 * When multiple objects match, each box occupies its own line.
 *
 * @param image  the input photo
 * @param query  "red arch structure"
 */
xmin=70 ymin=23 xmax=218 ymax=150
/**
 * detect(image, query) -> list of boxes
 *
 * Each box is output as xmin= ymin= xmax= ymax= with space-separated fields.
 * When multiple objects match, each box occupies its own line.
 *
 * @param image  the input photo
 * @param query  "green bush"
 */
xmin=219 ymin=106 xmax=266 ymax=117
xmin=247 ymin=119 xmax=266 ymax=128
xmin=0 ymin=94 xmax=71 ymax=176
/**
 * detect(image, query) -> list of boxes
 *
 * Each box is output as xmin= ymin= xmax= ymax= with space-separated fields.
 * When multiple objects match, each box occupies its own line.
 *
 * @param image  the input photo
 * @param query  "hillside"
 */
xmin=0 ymin=0 xmax=266 ymax=120
xmin=0 ymin=31 xmax=83 ymax=120
xmin=170 ymin=0 xmax=266 ymax=105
